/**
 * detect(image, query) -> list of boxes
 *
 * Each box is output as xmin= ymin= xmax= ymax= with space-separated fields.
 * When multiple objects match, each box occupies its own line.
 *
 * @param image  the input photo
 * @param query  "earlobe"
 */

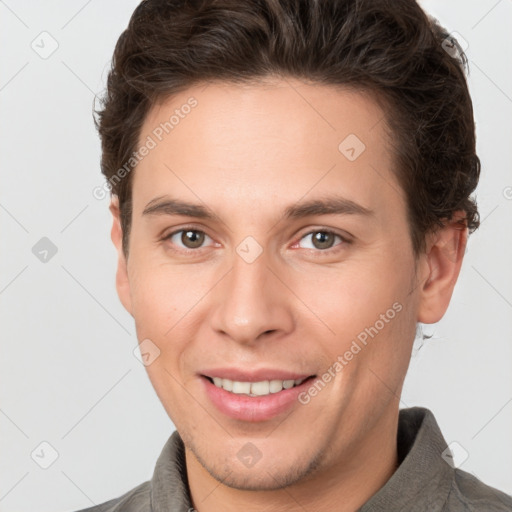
xmin=109 ymin=197 xmax=133 ymax=316
xmin=417 ymin=212 xmax=468 ymax=324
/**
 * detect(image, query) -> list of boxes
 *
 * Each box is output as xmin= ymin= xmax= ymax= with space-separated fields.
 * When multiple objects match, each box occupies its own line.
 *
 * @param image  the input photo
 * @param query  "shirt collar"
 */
xmin=150 ymin=429 xmax=192 ymax=511
xmin=360 ymin=407 xmax=454 ymax=511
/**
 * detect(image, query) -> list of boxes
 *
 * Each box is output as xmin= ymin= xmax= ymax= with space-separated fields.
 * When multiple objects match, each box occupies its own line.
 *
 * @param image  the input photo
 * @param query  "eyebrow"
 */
xmin=142 ymin=195 xmax=374 ymax=221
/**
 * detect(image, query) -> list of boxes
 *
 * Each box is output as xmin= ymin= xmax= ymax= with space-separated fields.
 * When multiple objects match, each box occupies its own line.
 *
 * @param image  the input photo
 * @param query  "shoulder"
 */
xmin=69 ymin=430 xmax=190 ymax=512
xmin=72 ymin=481 xmax=151 ymax=512
xmin=444 ymin=469 xmax=512 ymax=511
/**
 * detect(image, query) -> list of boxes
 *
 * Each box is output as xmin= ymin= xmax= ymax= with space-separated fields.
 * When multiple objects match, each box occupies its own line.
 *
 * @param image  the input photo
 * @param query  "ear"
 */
xmin=109 ymin=197 xmax=133 ymax=316
xmin=417 ymin=211 xmax=468 ymax=324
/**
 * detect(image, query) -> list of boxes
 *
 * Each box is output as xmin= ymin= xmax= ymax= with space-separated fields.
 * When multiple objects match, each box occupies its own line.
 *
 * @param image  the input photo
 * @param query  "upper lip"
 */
xmin=200 ymin=368 xmax=315 ymax=382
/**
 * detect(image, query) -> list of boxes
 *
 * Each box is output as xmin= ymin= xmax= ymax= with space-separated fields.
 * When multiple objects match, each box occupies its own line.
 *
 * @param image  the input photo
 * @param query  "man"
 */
xmin=78 ymin=0 xmax=512 ymax=510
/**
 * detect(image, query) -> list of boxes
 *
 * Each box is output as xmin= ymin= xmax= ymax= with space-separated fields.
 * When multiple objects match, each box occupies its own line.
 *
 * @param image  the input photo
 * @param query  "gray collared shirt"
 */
xmin=74 ymin=407 xmax=512 ymax=511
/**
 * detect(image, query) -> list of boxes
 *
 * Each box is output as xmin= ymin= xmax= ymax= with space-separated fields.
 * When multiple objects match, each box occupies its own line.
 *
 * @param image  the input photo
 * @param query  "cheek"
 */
xmin=127 ymin=256 xmax=188 ymax=340
xmin=295 ymin=261 xmax=409 ymax=333
xmin=127 ymin=255 xmax=218 ymax=361
xmin=293 ymin=255 xmax=417 ymax=374
xmin=127 ymin=261 xmax=198 ymax=417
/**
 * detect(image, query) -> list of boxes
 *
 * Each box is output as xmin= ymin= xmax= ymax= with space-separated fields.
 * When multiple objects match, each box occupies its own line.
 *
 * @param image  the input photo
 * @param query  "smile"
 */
xmin=206 ymin=376 xmax=308 ymax=396
xmin=200 ymin=373 xmax=317 ymax=421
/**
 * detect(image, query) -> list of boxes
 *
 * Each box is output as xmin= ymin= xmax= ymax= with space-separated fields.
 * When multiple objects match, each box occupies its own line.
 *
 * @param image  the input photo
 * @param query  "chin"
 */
xmin=207 ymin=465 xmax=304 ymax=491
xmin=191 ymin=441 xmax=325 ymax=491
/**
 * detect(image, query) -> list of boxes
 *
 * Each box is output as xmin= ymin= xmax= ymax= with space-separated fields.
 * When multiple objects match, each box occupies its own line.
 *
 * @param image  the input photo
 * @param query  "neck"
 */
xmin=186 ymin=407 xmax=399 ymax=512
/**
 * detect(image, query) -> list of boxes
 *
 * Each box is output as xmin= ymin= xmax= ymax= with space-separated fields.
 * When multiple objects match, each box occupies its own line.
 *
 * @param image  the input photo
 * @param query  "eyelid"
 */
xmin=296 ymin=226 xmax=352 ymax=242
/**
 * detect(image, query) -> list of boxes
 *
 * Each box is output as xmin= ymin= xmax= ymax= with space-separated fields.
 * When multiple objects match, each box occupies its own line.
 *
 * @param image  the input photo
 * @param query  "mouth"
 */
xmin=199 ymin=372 xmax=318 ymax=422
xmin=202 ymin=375 xmax=316 ymax=396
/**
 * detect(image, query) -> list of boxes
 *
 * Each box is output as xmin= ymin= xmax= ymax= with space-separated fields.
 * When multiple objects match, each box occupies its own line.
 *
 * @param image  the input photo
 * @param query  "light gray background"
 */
xmin=1 ymin=1 xmax=511 ymax=511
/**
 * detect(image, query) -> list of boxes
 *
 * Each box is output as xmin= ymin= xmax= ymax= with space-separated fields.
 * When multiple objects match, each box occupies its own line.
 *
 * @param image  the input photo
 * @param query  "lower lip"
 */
xmin=201 ymin=376 xmax=315 ymax=422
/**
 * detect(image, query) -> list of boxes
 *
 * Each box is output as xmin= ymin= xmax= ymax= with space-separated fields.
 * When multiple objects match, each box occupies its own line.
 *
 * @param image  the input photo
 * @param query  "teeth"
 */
xmin=269 ymin=379 xmax=284 ymax=393
xmin=282 ymin=379 xmax=295 ymax=389
xmin=232 ymin=381 xmax=251 ymax=394
xmin=251 ymin=380 xmax=270 ymax=396
xmin=210 ymin=377 xmax=307 ymax=396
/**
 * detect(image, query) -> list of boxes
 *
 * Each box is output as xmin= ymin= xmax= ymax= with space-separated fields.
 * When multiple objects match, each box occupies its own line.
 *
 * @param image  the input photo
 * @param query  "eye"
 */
xmin=296 ymin=230 xmax=347 ymax=251
xmin=161 ymin=227 xmax=349 ymax=254
xmin=163 ymin=228 xmax=214 ymax=251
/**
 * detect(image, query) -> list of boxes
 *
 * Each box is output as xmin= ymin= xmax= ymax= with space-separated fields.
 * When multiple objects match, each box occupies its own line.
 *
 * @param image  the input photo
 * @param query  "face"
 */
xmin=111 ymin=79 xmax=458 ymax=492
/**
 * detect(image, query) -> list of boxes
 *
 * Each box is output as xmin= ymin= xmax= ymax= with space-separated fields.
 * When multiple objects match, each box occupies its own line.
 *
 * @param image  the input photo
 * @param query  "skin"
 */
xmin=110 ymin=78 xmax=467 ymax=511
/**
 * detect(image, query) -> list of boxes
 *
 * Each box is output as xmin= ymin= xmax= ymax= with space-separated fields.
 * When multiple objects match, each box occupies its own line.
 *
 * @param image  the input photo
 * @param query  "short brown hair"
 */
xmin=94 ymin=0 xmax=480 ymax=257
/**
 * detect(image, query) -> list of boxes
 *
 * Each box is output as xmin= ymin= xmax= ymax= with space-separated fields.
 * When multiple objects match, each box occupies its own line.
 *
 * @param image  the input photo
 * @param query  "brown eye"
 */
xmin=297 ymin=230 xmax=345 ymax=251
xmin=180 ymin=230 xmax=205 ymax=248
xmin=312 ymin=231 xmax=336 ymax=249
xmin=164 ymin=229 xmax=212 ymax=251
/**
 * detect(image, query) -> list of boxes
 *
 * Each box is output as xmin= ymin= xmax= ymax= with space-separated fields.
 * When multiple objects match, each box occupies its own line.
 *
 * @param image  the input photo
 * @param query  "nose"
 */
xmin=209 ymin=244 xmax=295 ymax=345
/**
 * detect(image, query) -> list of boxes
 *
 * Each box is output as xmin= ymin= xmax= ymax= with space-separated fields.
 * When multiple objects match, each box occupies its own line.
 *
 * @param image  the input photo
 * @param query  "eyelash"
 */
xmin=161 ymin=226 xmax=351 ymax=256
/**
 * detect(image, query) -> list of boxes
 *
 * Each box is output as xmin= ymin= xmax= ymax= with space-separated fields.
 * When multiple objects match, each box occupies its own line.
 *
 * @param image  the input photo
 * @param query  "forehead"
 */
xmin=132 ymin=79 xmax=404 ymax=221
